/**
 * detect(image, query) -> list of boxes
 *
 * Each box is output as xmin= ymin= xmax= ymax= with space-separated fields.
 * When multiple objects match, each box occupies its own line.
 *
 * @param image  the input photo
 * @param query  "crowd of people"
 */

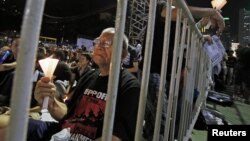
xmin=0 ymin=0 xmax=249 ymax=141
xmin=214 ymin=44 xmax=250 ymax=103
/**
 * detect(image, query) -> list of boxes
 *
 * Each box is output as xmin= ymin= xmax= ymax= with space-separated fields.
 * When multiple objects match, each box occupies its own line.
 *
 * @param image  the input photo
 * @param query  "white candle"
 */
xmin=38 ymin=58 xmax=59 ymax=111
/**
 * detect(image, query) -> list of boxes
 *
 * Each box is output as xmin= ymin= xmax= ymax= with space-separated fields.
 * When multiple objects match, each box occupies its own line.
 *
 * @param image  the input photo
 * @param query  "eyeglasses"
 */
xmin=93 ymin=38 xmax=112 ymax=48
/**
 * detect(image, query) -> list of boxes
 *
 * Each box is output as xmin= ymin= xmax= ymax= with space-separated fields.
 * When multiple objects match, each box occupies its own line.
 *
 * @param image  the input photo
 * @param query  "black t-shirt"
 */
xmin=61 ymin=69 xmax=140 ymax=141
xmin=226 ymin=56 xmax=237 ymax=68
xmin=0 ymin=71 xmax=14 ymax=106
xmin=53 ymin=61 xmax=72 ymax=82
xmin=139 ymin=1 xmax=176 ymax=77
xmin=0 ymin=50 xmax=16 ymax=106
xmin=0 ymin=70 xmax=42 ymax=107
xmin=71 ymin=66 xmax=91 ymax=82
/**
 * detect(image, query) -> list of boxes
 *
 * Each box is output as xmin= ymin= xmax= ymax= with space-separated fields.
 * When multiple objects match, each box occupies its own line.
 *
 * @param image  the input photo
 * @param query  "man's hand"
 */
xmin=203 ymin=35 xmax=212 ymax=44
xmin=34 ymin=77 xmax=57 ymax=108
xmin=34 ymin=77 xmax=67 ymax=120
xmin=210 ymin=9 xmax=225 ymax=33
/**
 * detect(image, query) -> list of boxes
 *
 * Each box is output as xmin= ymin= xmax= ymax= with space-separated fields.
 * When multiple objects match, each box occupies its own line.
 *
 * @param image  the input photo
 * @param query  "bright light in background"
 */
xmin=211 ymin=0 xmax=227 ymax=10
xmin=231 ymin=42 xmax=239 ymax=57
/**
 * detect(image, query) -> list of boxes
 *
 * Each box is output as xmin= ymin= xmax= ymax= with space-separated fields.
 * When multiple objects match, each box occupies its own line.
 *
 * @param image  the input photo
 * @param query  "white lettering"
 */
xmin=212 ymin=129 xmax=219 ymax=136
xmin=241 ymin=131 xmax=247 ymax=136
xmin=84 ymin=89 xmax=89 ymax=95
xmin=96 ymin=92 xmax=103 ymax=99
xmin=88 ymin=90 xmax=94 ymax=96
xmin=212 ymin=129 xmax=247 ymax=137
xmin=233 ymin=130 xmax=238 ymax=136
xmin=101 ymin=93 xmax=107 ymax=101
xmin=83 ymin=89 xmax=107 ymax=100
xmin=219 ymin=131 xmax=224 ymax=136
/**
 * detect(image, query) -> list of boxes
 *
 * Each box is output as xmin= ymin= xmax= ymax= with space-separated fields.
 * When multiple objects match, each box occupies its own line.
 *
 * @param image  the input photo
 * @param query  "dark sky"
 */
xmin=216 ymin=0 xmax=250 ymax=36
xmin=1 ymin=0 xmax=250 ymax=40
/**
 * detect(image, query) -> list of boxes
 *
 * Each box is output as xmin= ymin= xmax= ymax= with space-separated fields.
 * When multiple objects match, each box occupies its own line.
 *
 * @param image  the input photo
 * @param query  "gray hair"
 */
xmin=101 ymin=27 xmax=128 ymax=49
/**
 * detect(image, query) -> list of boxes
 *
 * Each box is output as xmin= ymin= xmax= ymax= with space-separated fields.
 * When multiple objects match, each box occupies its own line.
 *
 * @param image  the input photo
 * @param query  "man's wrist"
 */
xmin=210 ymin=8 xmax=218 ymax=16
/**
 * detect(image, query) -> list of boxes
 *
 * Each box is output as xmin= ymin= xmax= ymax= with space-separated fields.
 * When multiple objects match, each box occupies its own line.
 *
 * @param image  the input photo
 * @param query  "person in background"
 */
xmin=0 ymin=38 xmax=19 ymax=106
xmin=0 ymin=38 xmax=19 ymax=73
xmin=51 ymin=50 xmax=72 ymax=83
xmin=68 ymin=53 xmax=93 ymax=99
xmin=221 ymin=53 xmax=228 ymax=85
xmin=226 ymin=50 xmax=237 ymax=85
xmin=71 ymin=53 xmax=92 ymax=83
xmin=0 ymin=46 xmax=15 ymax=72
xmin=0 ymin=44 xmax=46 ymax=107
xmin=234 ymin=46 xmax=250 ymax=103
xmin=122 ymin=44 xmax=141 ymax=77
xmin=234 ymin=45 xmax=246 ymax=99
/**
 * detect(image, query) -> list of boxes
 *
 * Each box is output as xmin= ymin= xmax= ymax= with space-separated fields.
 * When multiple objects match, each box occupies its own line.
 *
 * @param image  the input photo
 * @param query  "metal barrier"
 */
xmin=6 ymin=0 xmax=212 ymax=141
xmin=7 ymin=0 xmax=46 ymax=141
xmin=135 ymin=0 xmax=212 ymax=141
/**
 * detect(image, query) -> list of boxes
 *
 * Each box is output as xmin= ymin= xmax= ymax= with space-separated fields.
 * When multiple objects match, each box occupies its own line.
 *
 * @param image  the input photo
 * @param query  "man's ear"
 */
xmin=121 ymin=48 xmax=128 ymax=60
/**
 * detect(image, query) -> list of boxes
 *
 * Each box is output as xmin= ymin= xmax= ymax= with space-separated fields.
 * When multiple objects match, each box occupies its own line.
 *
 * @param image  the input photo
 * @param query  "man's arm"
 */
xmin=0 ymin=62 xmax=17 ymax=71
xmin=188 ymin=6 xmax=225 ymax=32
xmin=48 ymin=98 xmax=68 ymax=120
xmin=188 ymin=6 xmax=218 ymax=18
xmin=161 ymin=5 xmax=218 ymax=19
xmin=160 ymin=1 xmax=225 ymax=32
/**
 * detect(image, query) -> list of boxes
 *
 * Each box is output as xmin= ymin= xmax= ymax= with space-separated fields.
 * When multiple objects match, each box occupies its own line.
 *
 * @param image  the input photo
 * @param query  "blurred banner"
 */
xmin=203 ymin=35 xmax=225 ymax=66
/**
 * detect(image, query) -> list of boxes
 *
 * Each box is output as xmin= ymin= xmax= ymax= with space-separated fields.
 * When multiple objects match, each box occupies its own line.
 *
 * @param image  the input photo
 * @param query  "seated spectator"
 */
xmin=0 ymin=43 xmax=17 ymax=77
xmin=51 ymin=50 xmax=72 ymax=82
xmin=71 ymin=53 xmax=92 ymax=83
xmin=0 ymin=43 xmax=46 ymax=107
xmin=0 ymin=27 xmax=141 ymax=141
xmin=0 ymin=38 xmax=19 ymax=106
xmin=67 ymin=53 xmax=93 ymax=99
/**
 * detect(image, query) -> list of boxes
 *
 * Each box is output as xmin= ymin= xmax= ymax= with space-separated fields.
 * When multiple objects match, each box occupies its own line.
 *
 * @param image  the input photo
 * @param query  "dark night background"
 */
xmin=0 ymin=0 xmax=250 ymax=43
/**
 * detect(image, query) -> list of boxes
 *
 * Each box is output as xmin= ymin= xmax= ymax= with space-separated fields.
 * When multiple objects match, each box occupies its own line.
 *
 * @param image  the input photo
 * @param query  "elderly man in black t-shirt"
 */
xmin=23 ymin=27 xmax=140 ymax=141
